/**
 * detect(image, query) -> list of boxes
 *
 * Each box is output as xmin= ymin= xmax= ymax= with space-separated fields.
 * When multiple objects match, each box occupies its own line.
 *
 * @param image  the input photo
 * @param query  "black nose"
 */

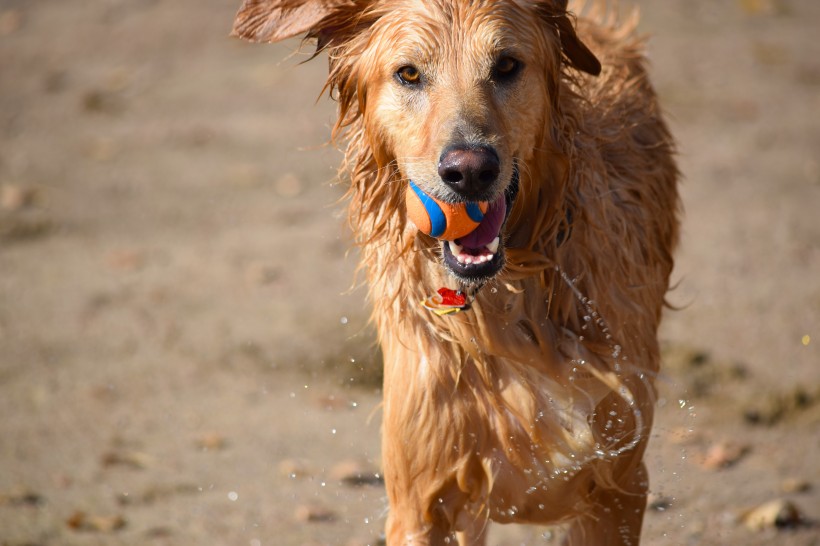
xmin=438 ymin=145 xmax=500 ymax=198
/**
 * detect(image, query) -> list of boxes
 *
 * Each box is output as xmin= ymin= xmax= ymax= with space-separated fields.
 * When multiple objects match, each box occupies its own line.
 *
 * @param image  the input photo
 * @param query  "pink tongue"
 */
xmin=455 ymin=193 xmax=506 ymax=249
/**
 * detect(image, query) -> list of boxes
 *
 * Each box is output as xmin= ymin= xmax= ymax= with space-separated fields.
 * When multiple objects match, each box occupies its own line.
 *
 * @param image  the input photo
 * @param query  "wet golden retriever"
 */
xmin=233 ymin=1 xmax=678 ymax=544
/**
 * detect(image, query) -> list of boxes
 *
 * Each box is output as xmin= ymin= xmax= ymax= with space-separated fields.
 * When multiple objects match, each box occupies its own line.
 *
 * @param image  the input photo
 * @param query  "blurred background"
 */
xmin=0 ymin=0 xmax=818 ymax=544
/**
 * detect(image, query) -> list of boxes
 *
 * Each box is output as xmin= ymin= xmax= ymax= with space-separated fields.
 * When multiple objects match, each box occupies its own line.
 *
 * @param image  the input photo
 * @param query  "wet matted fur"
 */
xmin=232 ymin=1 xmax=679 ymax=544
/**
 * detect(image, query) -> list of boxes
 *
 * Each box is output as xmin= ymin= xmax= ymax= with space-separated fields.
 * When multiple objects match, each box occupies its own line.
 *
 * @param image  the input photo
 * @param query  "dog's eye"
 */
xmin=493 ymin=56 xmax=522 ymax=83
xmin=396 ymin=65 xmax=422 ymax=86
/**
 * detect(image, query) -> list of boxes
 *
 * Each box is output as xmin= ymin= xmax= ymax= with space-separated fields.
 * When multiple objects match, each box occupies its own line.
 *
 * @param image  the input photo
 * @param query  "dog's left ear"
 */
xmin=535 ymin=1 xmax=601 ymax=76
xmin=552 ymin=13 xmax=601 ymax=76
xmin=231 ymin=0 xmax=355 ymax=46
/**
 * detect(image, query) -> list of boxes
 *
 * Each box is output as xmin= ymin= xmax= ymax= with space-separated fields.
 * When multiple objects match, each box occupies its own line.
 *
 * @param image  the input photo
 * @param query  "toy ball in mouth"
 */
xmin=405 ymin=181 xmax=488 ymax=241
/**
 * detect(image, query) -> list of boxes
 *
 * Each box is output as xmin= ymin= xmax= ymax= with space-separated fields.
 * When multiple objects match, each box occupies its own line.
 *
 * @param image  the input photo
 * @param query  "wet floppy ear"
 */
xmin=552 ymin=13 xmax=601 ymax=76
xmin=231 ymin=0 xmax=355 ymax=45
xmin=535 ymin=0 xmax=602 ymax=76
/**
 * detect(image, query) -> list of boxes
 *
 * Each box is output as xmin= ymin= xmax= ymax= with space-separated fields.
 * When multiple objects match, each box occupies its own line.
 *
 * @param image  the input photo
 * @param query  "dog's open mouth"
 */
xmin=441 ymin=169 xmax=518 ymax=284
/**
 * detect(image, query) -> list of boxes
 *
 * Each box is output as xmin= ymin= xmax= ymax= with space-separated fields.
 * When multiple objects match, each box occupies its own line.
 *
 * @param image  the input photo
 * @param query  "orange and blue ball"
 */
xmin=405 ymin=180 xmax=488 ymax=241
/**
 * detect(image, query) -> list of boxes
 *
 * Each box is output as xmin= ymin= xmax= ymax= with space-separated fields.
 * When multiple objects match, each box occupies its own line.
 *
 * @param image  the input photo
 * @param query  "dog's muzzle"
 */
xmin=441 ymin=164 xmax=519 ymax=286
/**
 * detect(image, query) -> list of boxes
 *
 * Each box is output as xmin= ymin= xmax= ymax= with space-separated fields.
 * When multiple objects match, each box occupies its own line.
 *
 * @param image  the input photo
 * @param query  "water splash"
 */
xmin=556 ymin=265 xmax=646 ymax=461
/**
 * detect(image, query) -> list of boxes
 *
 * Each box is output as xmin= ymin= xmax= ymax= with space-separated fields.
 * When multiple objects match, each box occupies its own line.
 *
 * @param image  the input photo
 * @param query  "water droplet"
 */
xmin=228 ymin=491 xmax=239 ymax=501
xmin=340 ymin=316 xmax=349 ymax=325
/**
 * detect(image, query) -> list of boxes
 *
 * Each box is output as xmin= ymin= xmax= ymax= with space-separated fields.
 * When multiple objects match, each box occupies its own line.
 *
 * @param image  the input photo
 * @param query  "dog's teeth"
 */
xmin=487 ymin=237 xmax=501 ymax=254
xmin=449 ymin=239 xmax=500 ymax=266
xmin=486 ymin=237 xmax=500 ymax=254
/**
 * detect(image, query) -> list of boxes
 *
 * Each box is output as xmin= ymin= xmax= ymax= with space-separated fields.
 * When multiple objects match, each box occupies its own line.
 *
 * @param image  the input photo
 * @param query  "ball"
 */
xmin=405 ymin=181 xmax=488 ymax=241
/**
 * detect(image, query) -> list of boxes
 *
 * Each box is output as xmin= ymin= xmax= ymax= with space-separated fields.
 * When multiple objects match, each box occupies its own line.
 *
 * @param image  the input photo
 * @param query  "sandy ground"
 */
xmin=1 ymin=0 xmax=819 ymax=544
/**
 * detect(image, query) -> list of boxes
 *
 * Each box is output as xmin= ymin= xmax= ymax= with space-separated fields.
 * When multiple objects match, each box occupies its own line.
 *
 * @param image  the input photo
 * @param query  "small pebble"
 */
xmin=647 ymin=492 xmax=673 ymax=512
xmin=100 ymin=450 xmax=154 ymax=470
xmin=294 ymin=503 xmax=336 ymax=523
xmin=278 ymin=458 xmax=314 ymax=479
xmin=118 ymin=483 xmax=199 ymax=506
xmin=781 ymin=478 xmax=811 ymax=494
xmin=0 ymin=487 xmax=44 ymax=507
xmin=741 ymin=498 xmax=804 ymax=531
xmin=330 ymin=459 xmax=383 ymax=487
xmin=244 ymin=262 xmax=280 ymax=286
xmin=66 ymin=511 xmax=126 ymax=533
xmin=105 ymin=249 xmax=145 ymax=272
xmin=1 ymin=184 xmax=37 ymax=211
xmin=313 ymin=393 xmax=356 ymax=411
xmin=196 ymin=433 xmax=227 ymax=451
xmin=0 ymin=9 xmax=22 ymax=35
xmin=696 ymin=441 xmax=750 ymax=470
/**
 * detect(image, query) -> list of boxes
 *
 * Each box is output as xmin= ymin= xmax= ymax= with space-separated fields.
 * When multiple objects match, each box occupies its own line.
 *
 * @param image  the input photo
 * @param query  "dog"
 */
xmin=232 ymin=1 xmax=679 ymax=544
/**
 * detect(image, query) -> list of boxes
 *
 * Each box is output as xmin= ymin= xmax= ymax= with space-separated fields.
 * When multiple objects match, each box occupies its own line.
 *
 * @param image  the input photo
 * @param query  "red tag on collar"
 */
xmin=421 ymin=287 xmax=471 ymax=316
xmin=437 ymin=288 xmax=466 ymax=306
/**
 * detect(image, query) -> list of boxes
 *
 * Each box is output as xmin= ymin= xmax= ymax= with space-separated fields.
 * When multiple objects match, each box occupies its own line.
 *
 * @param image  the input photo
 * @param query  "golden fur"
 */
xmin=233 ymin=1 xmax=679 ymax=544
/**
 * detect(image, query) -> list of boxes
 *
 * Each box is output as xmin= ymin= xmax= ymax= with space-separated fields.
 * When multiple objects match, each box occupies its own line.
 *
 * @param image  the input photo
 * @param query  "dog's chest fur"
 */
xmin=378 ymin=271 xmax=627 ymax=523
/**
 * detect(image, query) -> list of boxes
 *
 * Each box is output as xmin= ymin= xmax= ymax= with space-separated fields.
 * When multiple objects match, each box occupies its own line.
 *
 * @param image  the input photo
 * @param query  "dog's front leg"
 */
xmin=381 ymin=342 xmax=484 ymax=545
xmin=382 ymin=475 xmax=487 ymax=546
xmin=382 ymin=436 xmax=464 ymax=546
xmin=562 ymin=462 xmax=649 ymax=546
xmin=384 ymin=514 xmax=457 ymax=546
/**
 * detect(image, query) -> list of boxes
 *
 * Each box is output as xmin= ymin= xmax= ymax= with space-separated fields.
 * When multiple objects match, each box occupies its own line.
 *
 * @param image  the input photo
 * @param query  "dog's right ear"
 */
xmin=231 ymin=0 xmax=354 ymax=46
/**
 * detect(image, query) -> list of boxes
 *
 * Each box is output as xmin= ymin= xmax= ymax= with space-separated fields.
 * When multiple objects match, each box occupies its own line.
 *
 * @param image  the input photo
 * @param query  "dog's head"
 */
xmin=233 ymin=0 xmax=600 ymax=286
